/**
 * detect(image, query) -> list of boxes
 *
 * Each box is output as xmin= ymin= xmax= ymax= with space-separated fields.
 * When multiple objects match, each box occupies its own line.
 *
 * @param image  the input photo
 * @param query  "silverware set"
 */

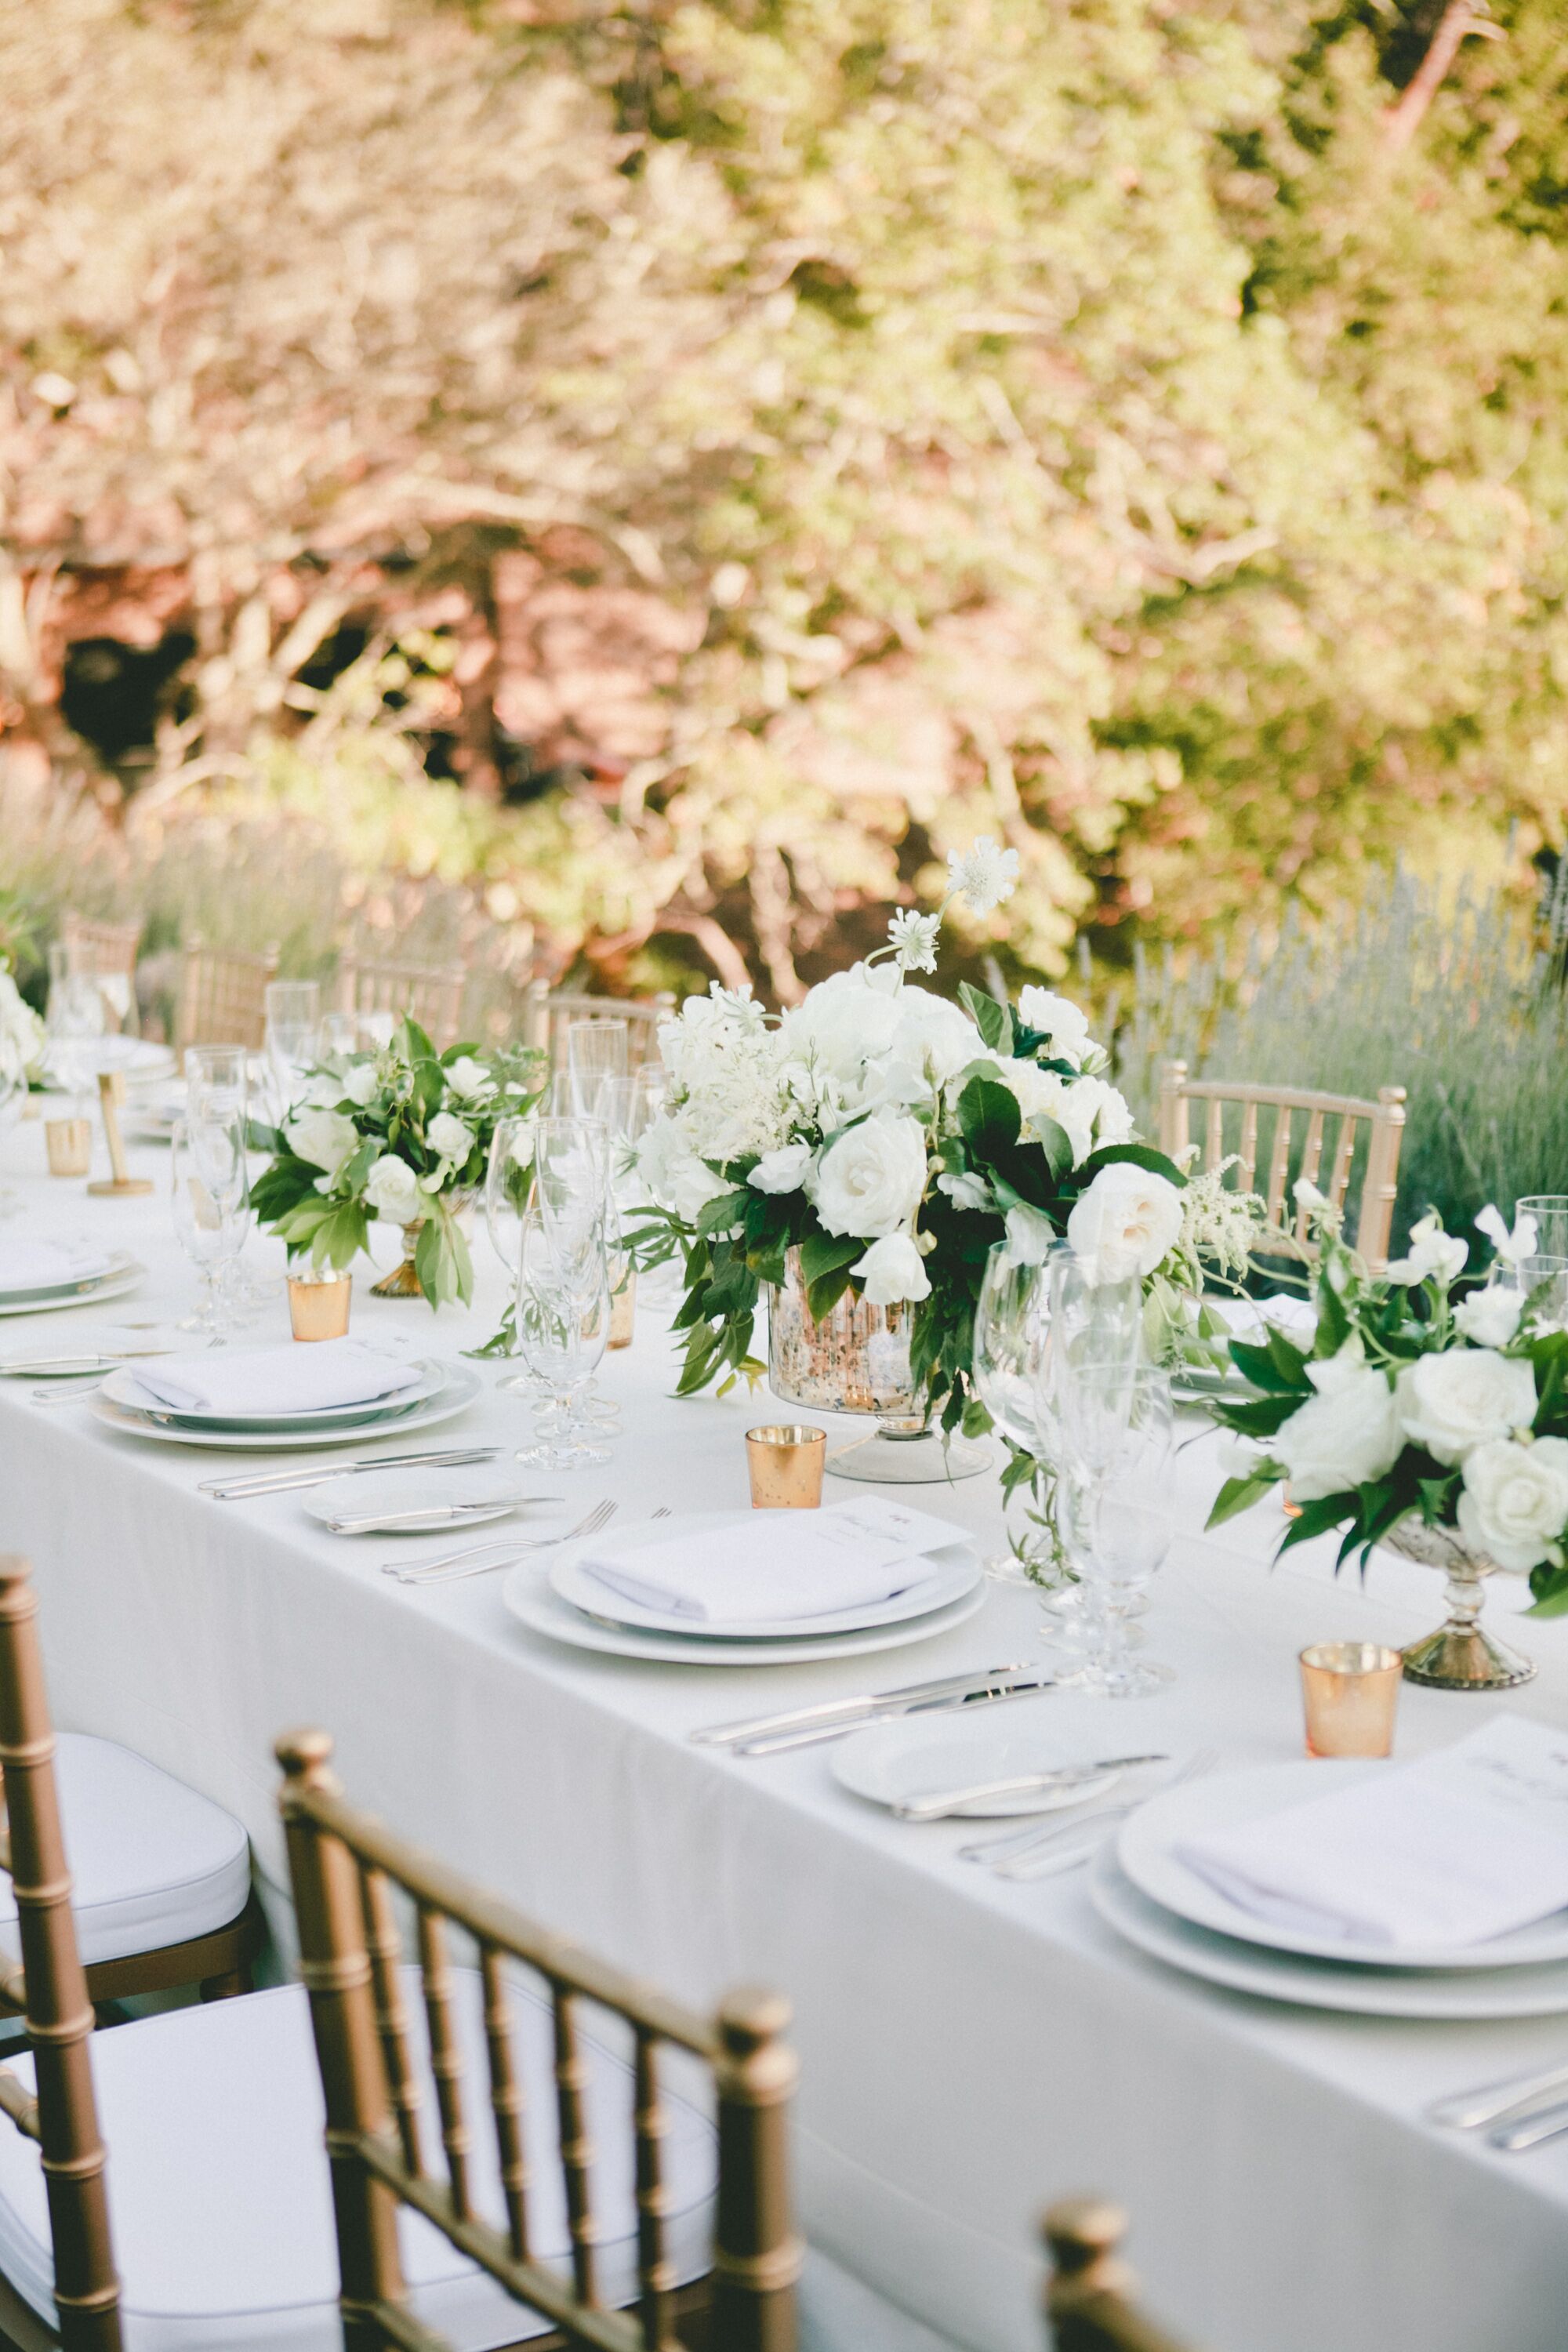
xmin=1429 ymin=2056 xmax=1568 ymax=2151
xmin=891 ymin=1754 xmax=1170 ymax=1824
xmin=199 ymin=1446 xmax=506 ymax=1501
xmin=961 ymin=1748 xmax=1220 ymax=1877
xmin=691 ymin=1666 xmax=1044 ymax=1757
xmin=383 ymin=1498 xmax=624 ymax=1588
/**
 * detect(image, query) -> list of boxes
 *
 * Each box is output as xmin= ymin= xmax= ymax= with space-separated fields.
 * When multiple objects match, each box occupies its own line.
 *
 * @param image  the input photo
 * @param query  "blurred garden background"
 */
xmin=2 ymin=0 xmax=1566 ymax=1242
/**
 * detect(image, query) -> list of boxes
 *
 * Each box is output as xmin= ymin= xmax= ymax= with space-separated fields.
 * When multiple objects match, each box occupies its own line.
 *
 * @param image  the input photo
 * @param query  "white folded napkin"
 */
xmin=0 ymin=1238 xmax=116 ymax=1294
xmin=131 ymin=1341 xmax=423 ymax=1419
xmin=580 ymin=1494 xmax=966 ymax=1626
xmin=1179 ymin=1717 xmax=1568 ymax=1951
xmin=1208 ymin=1294 xmax=1317 ymax=1344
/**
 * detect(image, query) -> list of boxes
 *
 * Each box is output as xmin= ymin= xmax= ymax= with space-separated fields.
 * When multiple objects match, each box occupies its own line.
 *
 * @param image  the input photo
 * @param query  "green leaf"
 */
xmin=1277 ymin=1491 xmax=1361 ymax=1554
xmin=956 ymin=1074 xmax=1022 ymax=1160
xmin=957 ymin=981 xmax=1011 ymax=1056
xmin=1528 ymin=1564 xmax=1568 ymax=1617
xmin=1227 ymin=1339 xmax=1301 ymax=1394
xmin=695 ymin=1187 xmax=750 ymax=1237
xmin=1207 ymin=1472 xmax=1279 ymax=1527
xmin=1069 ymin=1142 xmax=1187 ymax=1189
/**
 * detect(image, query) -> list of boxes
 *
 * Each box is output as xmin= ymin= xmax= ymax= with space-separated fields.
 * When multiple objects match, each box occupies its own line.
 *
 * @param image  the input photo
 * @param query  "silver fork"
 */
xmin=387 ymin=1498 xmax=621 ymax=1586
xmin=971 ymin=1748 xmax=1220 ymax=1878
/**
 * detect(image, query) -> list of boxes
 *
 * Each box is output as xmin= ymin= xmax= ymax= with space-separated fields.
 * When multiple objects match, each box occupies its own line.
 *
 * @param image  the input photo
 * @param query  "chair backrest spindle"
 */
xmin=523 ymin=984 xmax=673 ymax=1072
xmin=277 ymin=1732 xmax=800 ymax=2352
xmin=336 ymin=956 xmax=467 ymax=1049
xmin=1042 ymin=2202 xmax=1194 ymax=2352
xmin=361 ymin=1867 xmax=424 ymax=2175
xmin=0 ymin=1559 xmax=121 ymax=2350
xmin=176 ymin=938 xmax=280 ymax=1053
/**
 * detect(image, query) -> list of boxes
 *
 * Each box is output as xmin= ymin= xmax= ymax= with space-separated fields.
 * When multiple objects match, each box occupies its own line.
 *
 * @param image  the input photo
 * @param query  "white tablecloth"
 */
xmin=5 ymin=1124 xmax=1568 ymax=2352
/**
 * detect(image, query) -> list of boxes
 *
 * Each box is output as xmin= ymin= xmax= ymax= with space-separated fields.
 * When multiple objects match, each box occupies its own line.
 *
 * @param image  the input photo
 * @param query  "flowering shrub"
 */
xmin=1208 ymin=1193 xmax=1568 ymax=1613
xmin=250 ymin=1019 xmax=545 ymax=1308
xmin=629 ymin=843 xmax=1189 ymax=1421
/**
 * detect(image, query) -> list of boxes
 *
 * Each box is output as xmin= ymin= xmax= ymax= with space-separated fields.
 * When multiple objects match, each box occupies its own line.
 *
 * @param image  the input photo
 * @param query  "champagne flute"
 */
xmin=45 ymin=944 xmax=106 ymax=1120
xmin=264 ymin=981 xmax=321 ymax=1120
xmin=170 ymin=1116 xmax=249 ymax=1337
xmin=1058 ymin=1369 xmax=1176 ymax=1695
xmin=565 ymin=1019 xmax=628 ymax=1120
xmin=514 ymin=1211 xmax=612 ymax=1469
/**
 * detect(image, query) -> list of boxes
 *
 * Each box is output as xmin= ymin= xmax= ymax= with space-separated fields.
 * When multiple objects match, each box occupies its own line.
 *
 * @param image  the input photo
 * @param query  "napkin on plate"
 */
xmin=579 ymin=1494 xmax=966 ymax=1626
xmin=1178 ymin=1716 xmax=1568 ymax=1950
xmin=0 ymin=1238 xmax=116 ymax=1294
xmin=131 ymin=1340 xmax=424 ymax=1419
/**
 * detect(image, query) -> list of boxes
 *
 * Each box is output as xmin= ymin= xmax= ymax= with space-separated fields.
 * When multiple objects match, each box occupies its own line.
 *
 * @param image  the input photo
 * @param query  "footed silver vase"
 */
xmin=1382 ymin=1518 xmax=1536 ymax=1692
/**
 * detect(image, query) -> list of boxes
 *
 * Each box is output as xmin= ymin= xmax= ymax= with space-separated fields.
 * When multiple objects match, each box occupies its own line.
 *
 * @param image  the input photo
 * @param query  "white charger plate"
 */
xmin=0 ymin=1259 xmax=146 ymax=1317
xmin=832 ymin=1709 xmax=1129 ymax=1817
xmin=504 ymin=1560 xmax=985 ymax=1667
xmin=1117 ymin=1759 xmax=1568 ymax=1973
xmin=89 ymin=1362 xmax=481 ymax=1451
xmin=101 ymin=1354 xmax=448 ymax=1432
xmin=1091 ymin=1852 xmax=1568 ymax=2020
xmin=305 ymin=1468 xmax=541 ymax=1534
xmin=550 ymin=1512 xmax=979 ymax=1640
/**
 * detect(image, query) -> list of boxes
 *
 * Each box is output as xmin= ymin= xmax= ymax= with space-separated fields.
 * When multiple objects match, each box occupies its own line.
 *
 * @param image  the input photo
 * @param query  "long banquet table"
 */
xmin=4 ymin=1122 xmax=1568 ymax=2352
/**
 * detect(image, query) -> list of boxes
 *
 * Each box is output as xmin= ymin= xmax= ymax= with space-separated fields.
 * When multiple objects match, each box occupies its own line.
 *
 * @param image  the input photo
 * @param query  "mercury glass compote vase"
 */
xmin=1383 ymin=1517 xmax=1537 ymax=1692
xmin=765 ymin=1249 xmax=989 ymax=1484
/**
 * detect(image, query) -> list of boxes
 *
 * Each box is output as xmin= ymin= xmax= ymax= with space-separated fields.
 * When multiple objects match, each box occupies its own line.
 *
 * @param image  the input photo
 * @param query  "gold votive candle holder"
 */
xmin=45 ymin=1118 xmax=93 ymax=1178
xmin=288 ymin=1270 xmax=353 ymax=1342
xmin=609 ymin=1269 xmax=637 ymax=1350
xmin=746 ymin=1423 xmax=827 ymax=1509
xmin=1299 ymin=1642 xmax=1403 ymax=1758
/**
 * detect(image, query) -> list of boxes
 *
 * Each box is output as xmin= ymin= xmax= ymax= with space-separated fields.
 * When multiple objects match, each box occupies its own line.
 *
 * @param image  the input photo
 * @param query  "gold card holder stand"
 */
xmin=86 ymin=1070 xmax=154 ymax=1198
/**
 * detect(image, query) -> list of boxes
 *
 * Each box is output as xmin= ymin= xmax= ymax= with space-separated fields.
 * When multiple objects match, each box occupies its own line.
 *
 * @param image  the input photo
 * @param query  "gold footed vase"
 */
xmin=369 ymin=1195 xmax=477 ymax=1300
xmin=1383 ymin=1519 xmax=1537 ymax=1692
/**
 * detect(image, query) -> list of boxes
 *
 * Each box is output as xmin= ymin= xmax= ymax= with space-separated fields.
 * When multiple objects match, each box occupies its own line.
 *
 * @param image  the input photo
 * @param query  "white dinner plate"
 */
xmin=1091 ymin=1853 xmax=1568 ymax=2019
xmin=1116 ymin=1759 xmax=1568 ymax=1973
xmin=41 ymin=1038 xmax=174 ymax=1088
xmin=88 ymin=1361 xmax=482 ymax=1451
xmin=305 ymin=1468 xmax=541 ymax=1535
xmin=504 ymin=1560 xmax=985 ymax=1667
xmin=832 ymin=1709 xmax=1130 ymax=1817
xmin=550 ymin=1512 xmax=981 ymax=1640
xmin=0 ymin=1259 xmax=146 ymax=1317
xmin=100 ymin=1355 xmax=449 ymax=1432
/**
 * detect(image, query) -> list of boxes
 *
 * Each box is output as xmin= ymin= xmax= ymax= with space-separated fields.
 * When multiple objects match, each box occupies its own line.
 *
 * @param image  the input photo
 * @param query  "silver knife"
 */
xmin=892 ymin=1754 xmax=1169 ymax=1823
xmin=200 ymin=1446 xmax=503 ymax=1500
xmin=690 ymin=1664 xmax=1033 ymax=1748
xmin=1490 ymin=2099 xmax=1568 ymax=2154
xmin=325 ymin=1497 xmax=560 ymax=1534
xmin=1429 ymin=2059 xmax=1568 ymax=2132
xmin=733 ymin=1676 xmax=1059 ymax=1756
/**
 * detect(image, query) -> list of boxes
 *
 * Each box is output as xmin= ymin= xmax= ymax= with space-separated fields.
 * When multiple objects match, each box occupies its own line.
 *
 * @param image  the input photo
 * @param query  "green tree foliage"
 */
xmin=1 ymin=0 xmax=1565 ymax=993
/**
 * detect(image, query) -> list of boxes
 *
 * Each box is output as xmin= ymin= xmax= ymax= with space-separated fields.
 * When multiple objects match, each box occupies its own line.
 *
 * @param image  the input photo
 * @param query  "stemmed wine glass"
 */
xmin=971 ymin=1240 xmax=1070 ymax=1581
xmin=1054 ymin=1361 xmax=1176 ymax=1695
xmin=263 ymin=981 xmax=321 ymax=1123
xmin=514 ymin=1210 xmax=612 ymax=1470
xmin=170 ymin=1116 xmax=249 ymax=1337
xmin=565 ymin=1020 xmax=629 ymax=1121
xmin=45 ymin=944 xmax=106 ymax=1121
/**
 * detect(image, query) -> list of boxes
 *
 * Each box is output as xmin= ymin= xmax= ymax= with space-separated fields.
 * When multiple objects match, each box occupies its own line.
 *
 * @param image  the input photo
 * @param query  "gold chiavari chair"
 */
xmin=278 ymin=1726 xmax=802 ymax=2352
xmin=336 ymin=953 xmax=468 ymax=1050
xmin=1156 ymin=1062 xmax=1406 ymax=1276
xmin=57 ymin=916 xmax=143 ymax=1040
xmin=174 ymin=936 xmax=279 ymax=1054
xmin=522 ymin=983 xmax=673 ymax=1073
xmin=1042 ymin=2203 xmax=1196 ymax=2352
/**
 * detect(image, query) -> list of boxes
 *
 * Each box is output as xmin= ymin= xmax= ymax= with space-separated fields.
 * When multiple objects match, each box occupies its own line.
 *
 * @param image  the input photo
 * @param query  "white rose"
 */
xmin=809 ymin=1110 xmax=928 ymax=1240
xmin=343 ymin=1062 xmax=379 ymax=1108
xmin=851 ymin=1232 xmax=932 ymax=1307
xmin=749 ymin=1142 xmax=814 ymax=1196
xmin=285 ymin=1106 xmax=359 ymax=1179
xmin=1003 ymin=1203 xmax=1058 ymax=1266
xmin=1017 ymin=987 xmax=1092 ymax=1069
xmin=1396 ymin=1348 xmax=1537 ymax=1467
xmin=1453 ymin=1285 xmax=1525 ymax=1349
xmin=1457 ymin=1436 xmax=1568 ymax=1574
xmin=427 ymin=1110 xmax=476 ymax=1165
xmin=363 ymin=1153 xmax=423 ymax=1224
xmin=885 ymin=987 xmax=982 ymax=1096
xmin=995 ymin=1062 xmax=1132 ymax=1165
xmin=636 ymin=1114 xmax=727 ymax=1223
xmin=1065 ymin=1163 xmax=1185 ymax=1284
xmin=0 ymin=971 xmax=44 ymax=1081
xmin=444 ymin=1054 xmax=495 ymax=1102
xmin=936 ymin=1169 xmax=990 ymax=1211
xmin=779 ymin=964 xmax=903 ymax=1085
xmin=1273 ymin=1352 xmax=1403 ymax=1501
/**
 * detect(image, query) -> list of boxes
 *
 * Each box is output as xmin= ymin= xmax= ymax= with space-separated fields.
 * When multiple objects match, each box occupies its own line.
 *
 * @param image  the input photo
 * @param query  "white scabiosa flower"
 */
xmin=886 ymin=909 xmax=941 ymax=974
xmin=946 ymin=837 xmax=1021 ymax=916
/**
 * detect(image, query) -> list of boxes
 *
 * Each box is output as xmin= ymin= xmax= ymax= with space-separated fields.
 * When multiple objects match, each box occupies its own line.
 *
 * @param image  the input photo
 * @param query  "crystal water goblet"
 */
xmin=514 ymin=1214 xmax=612 ymax=1469
xmin=170 ymin=1116 xmax=249 ymax=1337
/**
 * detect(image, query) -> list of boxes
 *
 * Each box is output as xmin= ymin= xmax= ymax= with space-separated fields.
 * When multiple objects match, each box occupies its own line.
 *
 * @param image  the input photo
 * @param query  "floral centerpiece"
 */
xmin=0 ymin=960 xmax=45 ymax=1091
xmin=1207 ymin=1188 xmax=1568 ymax=1687
xmin=251 ymin=1018 xmax=545 ymax=1308
xmin=627 ymin=840 xmax=1190 ymax=1429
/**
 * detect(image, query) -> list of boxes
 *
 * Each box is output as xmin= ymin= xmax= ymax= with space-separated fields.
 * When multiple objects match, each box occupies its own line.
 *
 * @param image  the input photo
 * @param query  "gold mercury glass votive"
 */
xmin=289 ymin=1270 xmax=353 ymax=1342
xmin=746 ymin=1424 xmax=827 ymax=1510
xmin=608 ymin=1269 xmax=637 ymax=1350
xmin=1299 ymin=1642 xmax=1403 ymax=1759
xmin=44 ymin=1119 xmax=93 ymax=1178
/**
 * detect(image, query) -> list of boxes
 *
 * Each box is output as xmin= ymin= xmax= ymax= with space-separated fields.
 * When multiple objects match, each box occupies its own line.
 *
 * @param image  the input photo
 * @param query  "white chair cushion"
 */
xmin=0 ymin=1973 xmax=716 ymax=2352
xmin=0 ymin=1737 xmax=251 ymax=1968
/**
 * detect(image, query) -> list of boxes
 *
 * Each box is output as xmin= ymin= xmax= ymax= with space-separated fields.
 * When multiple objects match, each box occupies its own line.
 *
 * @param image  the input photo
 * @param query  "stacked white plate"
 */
xmin=1091 ymin=1760 xmax=1568 ymax=2018
xmin=0 ymin=1245 xmax=145 ymax=1319
xmin=503 ymin=1510 xmax=985 ymax=1668
xmin=89 ymin=1352 xmax=482 ymax=1452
